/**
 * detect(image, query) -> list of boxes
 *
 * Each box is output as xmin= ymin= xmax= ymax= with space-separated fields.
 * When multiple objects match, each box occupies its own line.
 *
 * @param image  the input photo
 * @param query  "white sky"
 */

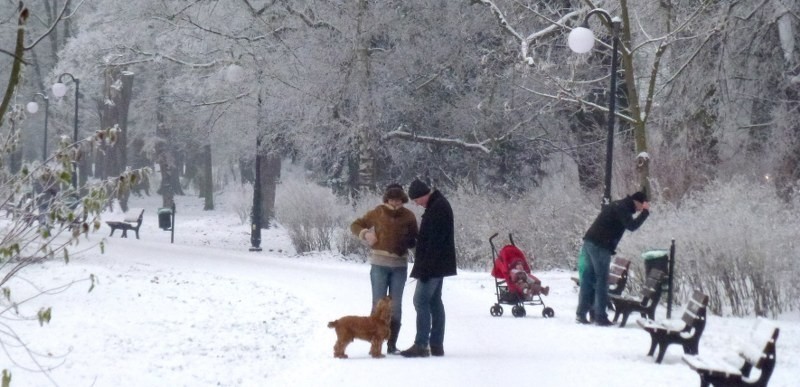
xmin=2 ymin=192 xmax=798 ymax=387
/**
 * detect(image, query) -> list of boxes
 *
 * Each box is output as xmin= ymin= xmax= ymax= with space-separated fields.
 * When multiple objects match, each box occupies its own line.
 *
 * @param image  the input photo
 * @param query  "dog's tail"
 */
xmin=327 ymin=320 xmax=337 ymax=328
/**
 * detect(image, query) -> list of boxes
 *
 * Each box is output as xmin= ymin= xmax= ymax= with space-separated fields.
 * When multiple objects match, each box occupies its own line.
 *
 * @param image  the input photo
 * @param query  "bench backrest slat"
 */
xmin=608 ymin=257 xmax=631 ymax=292
xmin=641 ymin=269 xmax=665 ymax=299
xmin=681 ymin=290 xmax=709 ymax=326
xmin=740 ymin=318 xmax=779 ymax=368
xmin=122 ymin=208 xmax=145 ymax=223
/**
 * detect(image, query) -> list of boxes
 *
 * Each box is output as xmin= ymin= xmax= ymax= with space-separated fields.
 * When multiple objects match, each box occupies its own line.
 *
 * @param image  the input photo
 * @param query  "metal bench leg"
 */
xmin=121 ymin=229 xmax=128 ymax=238
xmin=646 ymin=335 xmax=658 ymax=357
xmin=655 ymin=341 xmax=668 ymax=363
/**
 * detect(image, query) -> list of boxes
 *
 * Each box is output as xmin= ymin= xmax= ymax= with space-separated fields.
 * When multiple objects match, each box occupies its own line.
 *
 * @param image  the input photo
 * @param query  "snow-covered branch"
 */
xmin=183 ymin=16 xmax=271 ymax=43
xmin=472 ymin=0 xmax=582 ymax=65
xmin=383 ymin=126 xmax=491 ymax=154
xmin=119 ymin=46 xmax=218 ymax=68
xmin=517 ymin=84 xmax=634 ymax=124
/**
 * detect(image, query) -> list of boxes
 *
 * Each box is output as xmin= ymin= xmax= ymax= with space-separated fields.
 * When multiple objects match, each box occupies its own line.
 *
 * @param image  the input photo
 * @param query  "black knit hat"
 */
xmin=383 ymin=183 xmax=408 ymax=203
xmin=631 ymin=191 xmax=648 ymax=203
xmin=408 ymin=179 xmax=431 ymax=200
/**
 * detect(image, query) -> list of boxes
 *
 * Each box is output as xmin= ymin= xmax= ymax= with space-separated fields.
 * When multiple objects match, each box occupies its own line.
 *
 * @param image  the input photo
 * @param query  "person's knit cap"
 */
xmin=408 ymin=179 xmax=431 ymax=200
xmin=383 ymin=183 xmax=408 ymax=203
xmin=631 ymin=191 xmax=648 ymax=203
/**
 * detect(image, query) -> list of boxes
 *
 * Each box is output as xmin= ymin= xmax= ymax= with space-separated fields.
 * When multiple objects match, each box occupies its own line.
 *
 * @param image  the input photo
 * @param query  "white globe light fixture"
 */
xmin=52 ymin=82 xmax=68 ymax=98
xmin=568 ymin=26 xmax=596 ymax=54
xmin=26 ymin=101 xmax=39 ymax=114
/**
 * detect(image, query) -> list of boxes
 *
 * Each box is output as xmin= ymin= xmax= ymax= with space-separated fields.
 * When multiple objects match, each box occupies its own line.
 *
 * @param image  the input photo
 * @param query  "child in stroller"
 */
xmin=510 ymin=261 xmax=550 ymax=297
xmin=489 ymin=233 xmax=555 ymax=318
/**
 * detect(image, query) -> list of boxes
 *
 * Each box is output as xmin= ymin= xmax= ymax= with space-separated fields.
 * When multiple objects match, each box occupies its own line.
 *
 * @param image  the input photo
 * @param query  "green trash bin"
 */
xmin=642 ymin=249 xmax=669 ymax=290
xmin=158 ymin=207 xmax=173 ymax=230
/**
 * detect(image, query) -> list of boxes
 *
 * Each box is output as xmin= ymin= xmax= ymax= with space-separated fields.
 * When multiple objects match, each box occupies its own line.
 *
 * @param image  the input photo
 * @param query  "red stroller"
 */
xmin=489 ymin=233 xmax=555 ymax=318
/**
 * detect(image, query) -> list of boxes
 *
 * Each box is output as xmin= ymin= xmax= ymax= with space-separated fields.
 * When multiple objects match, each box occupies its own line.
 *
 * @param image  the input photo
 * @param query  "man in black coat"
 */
xmin=576 ymin=191 xmax=650 ymax=326
xmin=400 ymin=179 xmax=457 ymax=357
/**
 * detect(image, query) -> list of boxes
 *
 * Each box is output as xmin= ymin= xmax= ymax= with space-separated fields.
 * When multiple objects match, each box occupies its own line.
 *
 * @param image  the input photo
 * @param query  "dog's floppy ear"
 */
xmin=376 ymin=297 xmax=392 ymax=322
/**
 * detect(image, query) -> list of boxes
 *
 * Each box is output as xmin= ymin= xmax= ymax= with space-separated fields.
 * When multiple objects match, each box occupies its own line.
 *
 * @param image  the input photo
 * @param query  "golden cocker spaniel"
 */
xmin=327 ymin=295 xmax=392 ymax=358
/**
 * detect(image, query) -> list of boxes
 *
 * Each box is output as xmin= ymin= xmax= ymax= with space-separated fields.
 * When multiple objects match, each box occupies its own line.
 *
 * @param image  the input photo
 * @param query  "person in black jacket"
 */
xmin=400 ymin=179 xmax=457 ymax=358
xmin=576 ymin=191 xmax=650 ymax=326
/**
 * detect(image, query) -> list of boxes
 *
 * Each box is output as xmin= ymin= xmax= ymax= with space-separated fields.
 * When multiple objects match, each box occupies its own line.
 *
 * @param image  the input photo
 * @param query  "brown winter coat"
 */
xmin=351 ymin=204 xmax=418 ymax=264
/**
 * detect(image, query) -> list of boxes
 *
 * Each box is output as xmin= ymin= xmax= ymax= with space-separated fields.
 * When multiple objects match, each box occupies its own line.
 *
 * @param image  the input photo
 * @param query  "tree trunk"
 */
xmin=202 ymin=143 xmax=214 ymax=210
xmin=355 ymin=0 xmax=375 ymax=195
xmin=8 ymin=116 xmax=22 ymax=174
xmin=98 ymin=67 xmax=133 ymax=179
xmin=260 ymin=154 xmax=280 ymax=227
xmin=155 ymin=122 xmax=175 ymax=208
xmin=0 ymin=4 xmax=28 ymax=126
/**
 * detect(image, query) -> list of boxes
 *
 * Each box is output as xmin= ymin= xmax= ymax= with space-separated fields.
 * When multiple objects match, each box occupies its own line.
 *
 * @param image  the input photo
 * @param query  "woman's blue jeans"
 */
xmin=370 ymin=264 xmax=407 ymax=324
xmin=412 ymin=277 xmax=444 ymax=347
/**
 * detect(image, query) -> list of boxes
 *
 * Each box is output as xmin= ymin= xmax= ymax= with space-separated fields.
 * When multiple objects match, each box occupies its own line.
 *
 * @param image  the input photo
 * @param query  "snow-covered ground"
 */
xmin=2 ymin=192 xmax=798 ymax=386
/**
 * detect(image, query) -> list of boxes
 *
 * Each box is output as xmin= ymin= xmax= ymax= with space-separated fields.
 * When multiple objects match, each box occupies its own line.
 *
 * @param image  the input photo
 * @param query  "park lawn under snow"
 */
xmin=1 ymin=192 xmax=798 ymax=387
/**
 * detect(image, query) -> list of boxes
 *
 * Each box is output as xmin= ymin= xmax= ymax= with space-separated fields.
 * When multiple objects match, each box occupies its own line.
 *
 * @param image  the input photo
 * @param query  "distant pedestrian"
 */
xmin=400 ymin=179 xmax=457 ymax=358
xmin=350 ymin=183 xmax=418 ymax=354
xmin=576 ymin=191 xmax=650 ymax=326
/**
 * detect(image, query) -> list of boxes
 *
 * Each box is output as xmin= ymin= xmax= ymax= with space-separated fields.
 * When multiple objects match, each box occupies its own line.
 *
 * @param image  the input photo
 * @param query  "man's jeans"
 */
xmin=412 ymin=277 xmax=444 ymax=347
xmin=370 ymin=264 xmax=407 ymax=324
xmin=576 ymin=240 xmax=612 ymax=320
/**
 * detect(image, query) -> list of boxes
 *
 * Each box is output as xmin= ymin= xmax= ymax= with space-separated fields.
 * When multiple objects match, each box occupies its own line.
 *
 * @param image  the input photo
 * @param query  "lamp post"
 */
xmin=568 ymin=9 xmax=621 ymax=206
xmin=26 ymin=93 xmax=50 ymax=161
xmin=52 ymin=73 xmax=80 ymax=188
xmin=250 ymin=135 xmax=263 ymax=252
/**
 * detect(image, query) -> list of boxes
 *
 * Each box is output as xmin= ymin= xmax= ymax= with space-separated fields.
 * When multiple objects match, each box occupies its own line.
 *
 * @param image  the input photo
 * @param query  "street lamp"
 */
xmin=26 ymin=92 xmax=49 ymax=161
xmin=52 ymin=72 xmax=80 ymax=188
xmin=568 ymin=9 xmax=621 ymax=206
xmin=250 ymin=135 xmax=263 ymax=252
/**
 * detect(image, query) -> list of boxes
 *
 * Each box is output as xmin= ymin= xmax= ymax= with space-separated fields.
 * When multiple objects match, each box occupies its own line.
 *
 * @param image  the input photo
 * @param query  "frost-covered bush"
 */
xmin=622 ymin=177 xmax=800 ymax=317
xmin=450 ymin=173 xmax=596 ymax=271
xmin=230 ymin=183 xmax=253 ymax=225
xmin=274 ymin=175 xmax=354 ymax=254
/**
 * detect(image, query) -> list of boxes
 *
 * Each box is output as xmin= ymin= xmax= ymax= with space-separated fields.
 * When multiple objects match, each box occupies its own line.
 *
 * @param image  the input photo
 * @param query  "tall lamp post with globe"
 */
xmin=26 ymin=92 xmax=49 ymax=161
xmin=52 ymin=73 xmax=80 ymax=188
xmin=567 ymin=9 xmax=621 ymax=206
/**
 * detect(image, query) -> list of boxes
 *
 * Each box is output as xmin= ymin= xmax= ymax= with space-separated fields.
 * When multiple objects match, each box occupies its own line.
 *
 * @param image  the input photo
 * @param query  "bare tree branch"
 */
xmin=118 ymin=46 xmax=218 ymax=68
xmin=23 ymin=0 xmax=85 ymax=50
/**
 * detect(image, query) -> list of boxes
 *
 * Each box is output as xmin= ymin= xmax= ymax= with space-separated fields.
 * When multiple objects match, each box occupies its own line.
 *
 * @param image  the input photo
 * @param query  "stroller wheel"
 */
xmin=542 ymin=307 xmax=555 ymax=318
xmin=490 ymin=304 xmax=503 ymax=317
xmin=511 ymin=305 xmax=526 ymax=318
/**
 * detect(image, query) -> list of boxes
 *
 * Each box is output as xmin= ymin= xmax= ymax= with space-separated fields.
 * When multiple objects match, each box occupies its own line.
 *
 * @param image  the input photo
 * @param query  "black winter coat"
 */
xmin=584 ymin=196 xmax=649 ymax=253
xmin=410 ymin=190 xmax=457 ymax=280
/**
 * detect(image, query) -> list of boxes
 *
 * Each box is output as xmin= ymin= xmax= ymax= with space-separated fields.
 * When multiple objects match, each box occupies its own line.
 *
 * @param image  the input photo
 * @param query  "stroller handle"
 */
xmin=489 ymin=232 xmax=499 ymax=254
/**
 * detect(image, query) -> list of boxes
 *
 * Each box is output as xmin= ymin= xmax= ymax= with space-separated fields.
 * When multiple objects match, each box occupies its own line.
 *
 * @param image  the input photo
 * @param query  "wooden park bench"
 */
xmin=609 ymin=269 xmax=666 ymax=327
xmin=106 ymin=208 xmax=145 ymax=239
xmin=607 ymin=256 xmax=632 ymax=298
xmin=571 ymin=256 xmax=632 ymax=293
xmin=683 ymin=318 xmax=779 ymax=387
xmin=636 ymin=290 xmax=710 ymax=363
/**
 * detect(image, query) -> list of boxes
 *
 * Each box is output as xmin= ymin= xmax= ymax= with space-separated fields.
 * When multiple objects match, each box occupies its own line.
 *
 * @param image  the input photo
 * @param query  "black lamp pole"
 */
xmin=56 ymin=72 xmax=80 ymax=188
xmin=574 ymin=9 xmax=620 ymax=206
xmin=250 ymin=135 xmax=263 ymax=252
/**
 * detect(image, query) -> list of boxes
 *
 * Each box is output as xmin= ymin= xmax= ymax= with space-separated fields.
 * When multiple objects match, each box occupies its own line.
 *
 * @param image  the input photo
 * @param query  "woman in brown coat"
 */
xmin=350 ymin=183 xmax=418 ymax=354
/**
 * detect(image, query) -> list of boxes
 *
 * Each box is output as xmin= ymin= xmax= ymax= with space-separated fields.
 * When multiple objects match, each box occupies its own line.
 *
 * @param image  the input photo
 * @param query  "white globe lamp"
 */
xmin=52 ymin=82 xmax=68 ymax=98
xmin=568 ymin=26 xmax=596 ymax=54
xmin=26 ymin=101 xmax=39 ymax=114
